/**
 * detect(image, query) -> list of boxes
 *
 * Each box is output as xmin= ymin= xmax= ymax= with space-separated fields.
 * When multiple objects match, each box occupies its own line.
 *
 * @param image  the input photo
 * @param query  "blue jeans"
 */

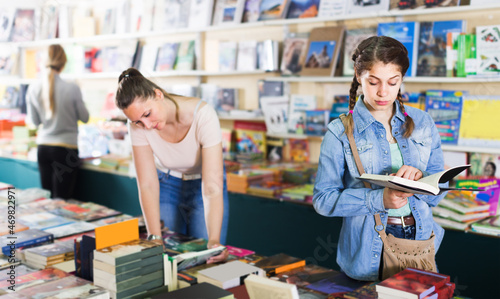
xmin=157 ymin=170 xmax=229 ymax=244
xmin=385 ymin=224 xmax=416 ymax=240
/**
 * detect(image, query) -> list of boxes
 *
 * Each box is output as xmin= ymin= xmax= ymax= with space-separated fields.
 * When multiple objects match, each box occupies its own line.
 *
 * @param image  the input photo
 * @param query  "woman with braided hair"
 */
xmin=312 ymin=36 xmax=445 ymax=281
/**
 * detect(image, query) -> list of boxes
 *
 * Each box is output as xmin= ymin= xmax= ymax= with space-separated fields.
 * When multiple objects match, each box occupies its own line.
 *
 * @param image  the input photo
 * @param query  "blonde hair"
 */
xmin=43 ymin=44 xmax=67 ymax=118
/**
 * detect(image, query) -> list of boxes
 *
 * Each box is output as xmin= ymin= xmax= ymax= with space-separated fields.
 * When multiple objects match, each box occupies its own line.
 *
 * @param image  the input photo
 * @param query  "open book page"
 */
xmin=358 ymin=165 xmax=471 ymax=196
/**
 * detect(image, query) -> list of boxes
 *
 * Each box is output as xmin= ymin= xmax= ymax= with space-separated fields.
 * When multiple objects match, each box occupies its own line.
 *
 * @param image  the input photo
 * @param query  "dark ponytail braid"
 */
xmin=396 ymin=90 xmax=414 ymax=137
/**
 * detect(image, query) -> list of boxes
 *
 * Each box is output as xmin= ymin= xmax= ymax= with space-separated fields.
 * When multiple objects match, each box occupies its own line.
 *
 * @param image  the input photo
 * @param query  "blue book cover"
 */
xmin=305 ymin=110 xmax=329 ymax=136
xmin=286 ymin=0 xmax=320 ymax=19
xmin=377 ymin=21 xmax=419 ymax=77
xmin=1 ymin=229 xmax=54 ymax=256
xmin=425 ymin=90 xmax=465 ymax=145
xmin=417 ymin=20 xmax=465 ymax=77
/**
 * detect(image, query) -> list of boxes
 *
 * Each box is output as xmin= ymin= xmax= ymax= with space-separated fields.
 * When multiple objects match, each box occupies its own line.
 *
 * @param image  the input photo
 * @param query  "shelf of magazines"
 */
xmin=10 ymin=3 xmax=500 ymax=49
xmin=265 ymin=76 xmax=500 ymax=83
xmin=58 ymin=70 xmax=271 ymax=81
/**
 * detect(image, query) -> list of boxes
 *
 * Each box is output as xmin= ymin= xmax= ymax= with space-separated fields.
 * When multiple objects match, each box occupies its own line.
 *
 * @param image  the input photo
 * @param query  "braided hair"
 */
xmin=345 ymin=36 xmax=414 ymax=138
xmin=116 ymin=68 xmax=179 ymax=122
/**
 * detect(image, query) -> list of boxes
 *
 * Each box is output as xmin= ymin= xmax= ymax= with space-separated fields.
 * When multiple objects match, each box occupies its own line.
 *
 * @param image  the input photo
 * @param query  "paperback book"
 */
xmin=377 ymin=21 xmax=419 ymax=77
xmin=358 ymin=164 xmax=475 ymax=196
xmin=417 ymin=20 xmax=465 ymax=77
xmin=280 ymin=32 xmax=309 ymax=76
xmin=197 ymin=260 xmax=265 ymax=289
xmin=425 ymin=89 xmax=464 ymax=145
xmin=476 ymin=24 xmax=500 ymax=74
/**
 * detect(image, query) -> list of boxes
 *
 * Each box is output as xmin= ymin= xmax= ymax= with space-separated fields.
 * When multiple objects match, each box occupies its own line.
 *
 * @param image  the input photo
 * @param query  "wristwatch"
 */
xmin=147 ymin=234 xmax=162 ymax=241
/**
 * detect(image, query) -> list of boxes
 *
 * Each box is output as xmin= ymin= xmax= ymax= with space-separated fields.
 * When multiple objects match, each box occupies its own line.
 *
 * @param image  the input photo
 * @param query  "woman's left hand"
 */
xmin=395 ymin=165 xmax=423 ymax=181
xmin=206 ymin=240 xmax=228 ymax=264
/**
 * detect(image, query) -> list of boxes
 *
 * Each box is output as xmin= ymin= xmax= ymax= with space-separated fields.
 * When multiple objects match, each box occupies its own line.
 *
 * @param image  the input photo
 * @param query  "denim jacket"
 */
xmin=312 ymin=97 xmax=446 ymax=281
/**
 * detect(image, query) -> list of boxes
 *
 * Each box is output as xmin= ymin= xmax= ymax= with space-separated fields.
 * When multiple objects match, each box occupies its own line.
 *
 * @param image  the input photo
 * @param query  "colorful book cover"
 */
xmin=305 ymin=109 xmax=329 ymax=136
xmin=226 ymin=245 xmax=256 ymax=258
xmin=438 ymin=190 xmax=491 ymax=214
xmin=342 ymin=28 xmax=377 ymax=76
xmin=377 ymin=268 xmax=449 ymax=297
xmin=455 ymin=178 xmax=500 ymax=216
xmin=471 ymin=215 xmax=500 ymax=234
xmin=280 ymin=32 xmax=309 ymax=76
xmin=9 ymin=8 xmax=35 ymax=42
xmin=377 ymin=21 xmax=419 ymax=77
xmin=288 ymin=94 xmax=316 ymax=134
xmin=0 ymin=229 xmax=54 ymax=256
xmin=164 ymin=232 xmax=198 ymax=251
xmin=18 ymin=212 xmax=76 ymax=231
xmin=254 ymin=253 xmax=306 ymax=276
xmin=12 ymin=275 xmax=109 ymax=298
xmin=286 ymin=0 xmax=320 ymax=18
xmin=458 ymin=95 xmax=500 ymax=148
xmin=234 ymin=120 xmax=267 ymax=156
xmin=174 ymin=40 xmax=195 ymax=71
xmin=0 ymin=268 xmax=71 ymax=292
xmin=23 ymin=240 xmax=74 ymax=260
xmin=289 ymin=138 xmax=309 ymax=163
xmin=216 ymin=88 xmax=239 ymax=113
xmin=306 ymin=272 xmax=368 ymax=295
xmin=468 ymin=152 xmax=500 ymax=178
xmin=425 ymin=89 xmax=464 ymax=145
xmin=155 ymin=42 xmax=179 ymax=71
xmin=242 ymin=0 xmax=261 ymax=22
xmin=258 ymin=0 xmax=290 ymax=21
xmin=476 ymin=25 xmax=500 ymax=74
xmin=456 ymin=33 xmax=477 ymax=77
xmin=417 ymin=20 xmax=465 ymax=77
xmin=390 ymin=0 xmax=459 ymax=10
xmin=274 ymin=264 xmax=337 ymax=288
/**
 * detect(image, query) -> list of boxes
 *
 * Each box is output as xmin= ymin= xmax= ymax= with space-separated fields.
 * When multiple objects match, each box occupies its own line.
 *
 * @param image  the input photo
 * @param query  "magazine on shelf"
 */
xmin=358 ymin=165 xmax=480 ymax=196
xmin=301 ymin=26 xmax=345 ymax=77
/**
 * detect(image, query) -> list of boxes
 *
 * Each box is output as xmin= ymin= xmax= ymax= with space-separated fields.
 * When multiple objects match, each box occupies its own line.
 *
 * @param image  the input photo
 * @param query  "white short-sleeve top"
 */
xmin=129 ymin=101 xmax=222 ymax=175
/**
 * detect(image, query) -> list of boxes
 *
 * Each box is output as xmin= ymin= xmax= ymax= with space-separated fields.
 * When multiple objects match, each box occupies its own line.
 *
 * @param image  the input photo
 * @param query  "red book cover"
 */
xmin=0 ymin=268 xmax=71 ymax=291
xmin=226 ymin=245 xmax=255 ymax=258
xmin=435 ymin=282 xmax=455 ymax=299
xmin=376 ymin=268 xmax=449 ymax=299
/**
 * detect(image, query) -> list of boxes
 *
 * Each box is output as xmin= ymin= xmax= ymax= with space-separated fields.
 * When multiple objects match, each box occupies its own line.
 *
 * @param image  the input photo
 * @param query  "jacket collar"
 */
xmin=353 ymin=95 xmax=406 ymax=134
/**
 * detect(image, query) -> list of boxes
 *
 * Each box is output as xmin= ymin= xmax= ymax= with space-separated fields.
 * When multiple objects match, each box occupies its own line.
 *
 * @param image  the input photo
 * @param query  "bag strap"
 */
xmin=339 ymin=114 xmax=386 ymax=236
xmin=339 ymin=114 xmax=371 ymax=189
xmin=374 ymin=213 xmax=388 ymax=240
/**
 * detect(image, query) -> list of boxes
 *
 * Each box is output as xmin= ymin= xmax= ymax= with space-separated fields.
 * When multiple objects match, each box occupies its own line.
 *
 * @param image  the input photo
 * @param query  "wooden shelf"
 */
xmin=11 ymin=4 xmax=500 ymax=49
xmin=442 ymin=145 xmax=500 ymax=155
xmin=265 ymin=76 xmax=500 ymax=83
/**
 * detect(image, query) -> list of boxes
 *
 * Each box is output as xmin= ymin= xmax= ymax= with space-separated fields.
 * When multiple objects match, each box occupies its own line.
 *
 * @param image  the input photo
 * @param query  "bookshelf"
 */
xmin=2 ymin=2 xmax=500 ymax=163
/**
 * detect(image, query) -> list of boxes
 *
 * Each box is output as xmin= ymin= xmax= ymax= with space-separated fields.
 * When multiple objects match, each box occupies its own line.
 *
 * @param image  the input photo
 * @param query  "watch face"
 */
xmin=147 ymin=235 xmax=162 ymax=241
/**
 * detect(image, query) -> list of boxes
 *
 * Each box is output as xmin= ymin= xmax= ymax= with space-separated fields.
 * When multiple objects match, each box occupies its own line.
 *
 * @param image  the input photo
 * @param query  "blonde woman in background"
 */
xmin=26 ymin=44 xmax=89 ymax=199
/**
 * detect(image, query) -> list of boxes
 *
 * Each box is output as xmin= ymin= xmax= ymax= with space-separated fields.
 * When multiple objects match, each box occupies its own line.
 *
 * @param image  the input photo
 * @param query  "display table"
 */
xmin=0 ymin=156 xmax=498 ymax=298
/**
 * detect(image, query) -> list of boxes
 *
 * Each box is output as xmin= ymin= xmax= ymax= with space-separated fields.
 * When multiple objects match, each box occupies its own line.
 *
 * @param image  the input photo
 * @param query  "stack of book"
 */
xmin=197 ymin=260 xmax=265 ymax=289
xmin=471 ymin=215 xmax=500 ymax=236
xmin=432 ymin=190 xmax=491 ymax=230
xmin=23 ymin=240 xmax=74 ymax=269
xmin=92 ymin=239 xmax=164 ymax=298
xmin=376 ymin=268 xmax=455 ymax=299
xmin=227 ymin=169 xmax=275 ymax=193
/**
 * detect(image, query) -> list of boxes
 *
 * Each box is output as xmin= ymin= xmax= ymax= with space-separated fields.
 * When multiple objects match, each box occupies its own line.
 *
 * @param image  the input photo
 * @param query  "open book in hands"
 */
xmin=358 ymin=165 xmax=481 ymax=196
